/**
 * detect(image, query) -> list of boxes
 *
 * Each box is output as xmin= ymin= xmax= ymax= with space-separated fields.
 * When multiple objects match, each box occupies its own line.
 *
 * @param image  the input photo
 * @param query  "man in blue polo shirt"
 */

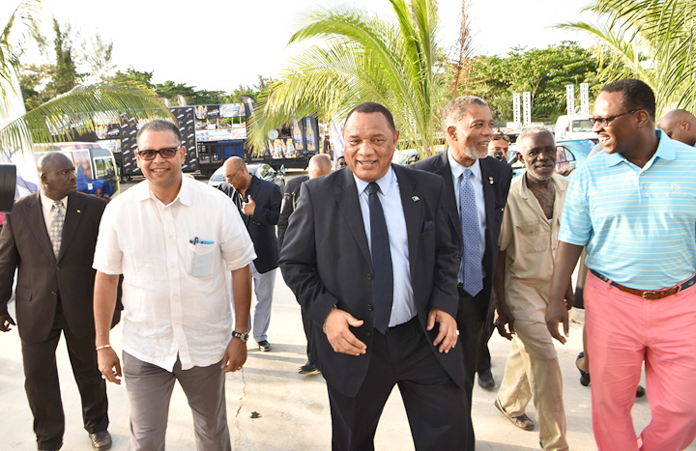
xmin=546 ymin=79 xmax=696 ymax=451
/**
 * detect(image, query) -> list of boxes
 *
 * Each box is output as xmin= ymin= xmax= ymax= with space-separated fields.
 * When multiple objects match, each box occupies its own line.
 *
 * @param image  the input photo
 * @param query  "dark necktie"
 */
xmin=50 ymin=201 xmax=65 ymax=258
xmin=367 ymin=182 xmax=393 ymax=334
xmin=459 ymin=169 xmax=483 ymax=296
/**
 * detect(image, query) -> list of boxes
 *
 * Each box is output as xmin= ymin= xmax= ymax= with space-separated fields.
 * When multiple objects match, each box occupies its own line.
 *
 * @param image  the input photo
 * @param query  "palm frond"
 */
xmin=0 ymin=82 xmax=172 ymax=155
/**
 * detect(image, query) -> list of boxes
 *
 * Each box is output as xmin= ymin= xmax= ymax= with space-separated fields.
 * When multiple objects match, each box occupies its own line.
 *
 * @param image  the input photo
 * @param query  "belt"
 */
xmin=590 ymin=269 xmax=696 ymax=300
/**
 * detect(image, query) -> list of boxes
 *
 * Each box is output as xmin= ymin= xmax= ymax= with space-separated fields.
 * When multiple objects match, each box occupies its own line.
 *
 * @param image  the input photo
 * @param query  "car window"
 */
xmin=556 ymin=146 xmax=576 ymax=174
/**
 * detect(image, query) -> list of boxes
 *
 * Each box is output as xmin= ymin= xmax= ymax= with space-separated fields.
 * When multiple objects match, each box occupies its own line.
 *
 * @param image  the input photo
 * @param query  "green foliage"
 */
xmin=42 ymin=19 xmax=82 ymax=99
xmin=250 ymin=0 xmax=446 ymax=157
xmin=559 ymin=0 xmax=696 ymax=116
xmin=463 ymin=42 xmax=603 ymax=124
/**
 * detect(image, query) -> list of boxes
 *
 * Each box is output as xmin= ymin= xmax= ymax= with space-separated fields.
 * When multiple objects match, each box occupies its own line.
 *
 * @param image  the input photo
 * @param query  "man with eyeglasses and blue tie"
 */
xmin=93 ymin=119 xmax=256 ymax=451
xmin=547 ymin=79 xmax=696 ymax=451
xmin=280 ymin=102 xmax=468 ymax=450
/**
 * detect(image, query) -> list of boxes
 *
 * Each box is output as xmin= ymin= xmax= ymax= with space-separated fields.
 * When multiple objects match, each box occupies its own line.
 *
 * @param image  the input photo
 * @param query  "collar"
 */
xmin=134 ymin=174 xmax=192 ymax=206
xmin=604 ymin=129 xmax=675 ymax=168
xmin=40 ymin=192 xmax=68 ymax=211
xmin=447 ymin=149 xmax=481 ymax=181
xmin=519 ymin=172 xmax=566 ymax=200
xmin=353 ymin=166 xmax=396 ymax=196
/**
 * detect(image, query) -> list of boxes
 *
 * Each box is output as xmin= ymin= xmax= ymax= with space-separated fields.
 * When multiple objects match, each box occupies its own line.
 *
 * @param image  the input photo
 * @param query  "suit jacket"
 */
xmin=0 ymin=192 xmax=107 ymax=342
xmin=412 ymin=152 xmax=512 ymax=304
xmin=279 ymin=165 xmax=465 ymax=397
xmin=219 ymin=175 xmax=282 ymax=274
xmin=277 ymin=174 xmax=308 ymax=249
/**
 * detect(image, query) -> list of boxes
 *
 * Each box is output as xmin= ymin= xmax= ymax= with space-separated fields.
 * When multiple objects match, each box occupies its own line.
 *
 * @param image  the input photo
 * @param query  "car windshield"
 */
xmin=572 ymin=120 xmax=593 ymax=133
xmin=210 ymin=172 xmax=225 ymax=182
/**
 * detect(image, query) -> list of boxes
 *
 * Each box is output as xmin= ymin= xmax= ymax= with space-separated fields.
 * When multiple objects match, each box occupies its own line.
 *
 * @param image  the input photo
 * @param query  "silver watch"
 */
xmin=232 ymin=331 xmax=249 ymax=342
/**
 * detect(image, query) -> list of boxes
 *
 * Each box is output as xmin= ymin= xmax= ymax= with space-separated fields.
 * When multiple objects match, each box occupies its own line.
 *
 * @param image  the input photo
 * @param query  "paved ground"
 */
xmin=1 ymin=172 xmax=694 ymax=450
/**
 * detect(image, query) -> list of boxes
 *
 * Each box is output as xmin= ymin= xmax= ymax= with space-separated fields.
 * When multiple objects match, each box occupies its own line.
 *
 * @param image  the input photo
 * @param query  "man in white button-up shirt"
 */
xmin=93 ymin=120 xmax=255 ymax=451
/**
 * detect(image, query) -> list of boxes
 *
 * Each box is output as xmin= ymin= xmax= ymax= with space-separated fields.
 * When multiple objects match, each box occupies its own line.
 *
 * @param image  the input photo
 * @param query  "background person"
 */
xmin=278 ymin=154 xmax=332 ymax=375
xmin=657 ymin=108 xmax=696 ymax=147
xmin=218 ymin=157 xmax=282 ymax=352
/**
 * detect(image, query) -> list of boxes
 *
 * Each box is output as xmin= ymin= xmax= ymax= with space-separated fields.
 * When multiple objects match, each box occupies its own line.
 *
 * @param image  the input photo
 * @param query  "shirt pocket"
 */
xmin=515 ymin=220 xmax=548 ymax=253
xmin=188 ymin=242 xmax=216 ymax=278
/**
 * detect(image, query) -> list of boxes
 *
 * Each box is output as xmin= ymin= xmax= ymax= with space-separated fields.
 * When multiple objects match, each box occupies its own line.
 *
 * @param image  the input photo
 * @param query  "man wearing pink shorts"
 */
xmin=546 ymin=78 xmax=696 ymax=451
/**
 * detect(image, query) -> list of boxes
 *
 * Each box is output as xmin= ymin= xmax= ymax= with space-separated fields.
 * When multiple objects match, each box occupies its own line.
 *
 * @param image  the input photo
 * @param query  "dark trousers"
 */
xmin=21 ymin=301 xmax=108 ymax=450
xmin=301 ymin=306 xmax=313 ymax=360
xmin=457 ymin=286 xmax=492 ymax=451
xmin=327 ymin=318 xmax=468 ymax=451
xmin=476 ymin=294 xmax=496 ymax=374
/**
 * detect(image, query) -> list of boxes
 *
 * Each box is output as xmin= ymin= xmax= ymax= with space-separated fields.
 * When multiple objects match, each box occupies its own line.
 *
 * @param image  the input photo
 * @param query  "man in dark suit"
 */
xmin=280 ymin=102 xmax=467 ymax=450
xmin=278 ymin=154 xmax=332 ymax=374
xmin=0 ymin=152 xmax=112 ymax=451
xmin=412 ymin=95 xmax=512 ymax=450
xmin=219 ymin=157 xmax=282 ymax=352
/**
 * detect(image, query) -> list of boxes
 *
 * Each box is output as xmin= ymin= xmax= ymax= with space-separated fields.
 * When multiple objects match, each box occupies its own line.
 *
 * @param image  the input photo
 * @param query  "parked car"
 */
xmin=508 ymin=139 xmax=596 ymax=178
xmin=208 ymin=163 xmax=286 ymax=192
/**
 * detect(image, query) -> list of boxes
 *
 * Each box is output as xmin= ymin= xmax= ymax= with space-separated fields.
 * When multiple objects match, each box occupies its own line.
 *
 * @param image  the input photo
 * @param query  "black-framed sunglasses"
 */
xmin=589 ymin=109 xmax=639 ymax=127
xmin=137 ymin=147 xmax=180 ymax=161
xmin=492 ymin=133 xmax=510 ymax=142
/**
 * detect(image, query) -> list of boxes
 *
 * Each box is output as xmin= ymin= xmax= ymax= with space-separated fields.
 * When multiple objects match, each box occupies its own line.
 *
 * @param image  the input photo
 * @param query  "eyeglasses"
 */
xmin=491 ymin=134 xmax=510 ymax=142
xmin=589 ymin=110 xmax=639 ymax=127
xmin=137 ymin=147 xmax=180 ymax=161
xmin=225 ymin=168 xmax=242 ymax=182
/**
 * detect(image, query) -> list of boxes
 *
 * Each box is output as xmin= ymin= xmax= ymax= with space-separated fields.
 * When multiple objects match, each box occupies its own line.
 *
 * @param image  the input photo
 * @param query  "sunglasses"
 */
xmin=491 ymin=134 xmax=510 ymax=142
xmin=137 ymin=147 xmax=180 ymax=161
xmin=589 ymin=110 xmax=639 ymax=127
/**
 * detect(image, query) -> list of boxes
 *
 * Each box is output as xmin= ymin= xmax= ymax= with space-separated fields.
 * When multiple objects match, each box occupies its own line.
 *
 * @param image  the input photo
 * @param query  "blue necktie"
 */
xmin=459 ymin=169 xmax=483 ymax=296
xmin=368 ymin=182 xmax=393 ymax=334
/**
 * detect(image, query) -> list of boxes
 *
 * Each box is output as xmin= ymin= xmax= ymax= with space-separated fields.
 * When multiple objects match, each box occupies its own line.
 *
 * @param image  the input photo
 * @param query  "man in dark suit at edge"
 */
xmin=412 ymin=95 xmax=512 ymax=450
xmin=218 ymin=157 xmax=282 ymax=352
xmin=0 ymin=152 xmax=112 ymax=450
xmin=279 ymin=102 xmax=467 ymax=450
xmin=278 ymin=154 xmax=332 ymax=375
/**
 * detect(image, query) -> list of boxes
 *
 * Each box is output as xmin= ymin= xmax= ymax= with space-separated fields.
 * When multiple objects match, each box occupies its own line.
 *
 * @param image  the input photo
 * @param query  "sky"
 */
xmin=10 ymin=0 xmax=594 ymax=93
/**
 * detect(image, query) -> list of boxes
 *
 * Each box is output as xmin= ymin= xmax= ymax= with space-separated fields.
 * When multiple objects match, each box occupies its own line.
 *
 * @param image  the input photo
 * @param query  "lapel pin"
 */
xmin=412 ymin=196 xmax=420 ymax=202
xmin=489 ymin=177 xmax=494 ymax=185
xmin=76 ymin=210 xmax=81 ymax=214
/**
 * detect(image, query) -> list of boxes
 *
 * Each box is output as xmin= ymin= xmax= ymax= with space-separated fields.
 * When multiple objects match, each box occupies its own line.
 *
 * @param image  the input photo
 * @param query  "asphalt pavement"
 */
xmin=0 ymin=171 xmax=693 ymax=450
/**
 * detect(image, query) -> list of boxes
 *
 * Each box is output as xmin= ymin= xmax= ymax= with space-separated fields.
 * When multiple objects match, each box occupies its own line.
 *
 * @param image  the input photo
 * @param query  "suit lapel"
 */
xmin=24 ymin=193 xmax=56 ymax=261
xmin=393 ymin=165 xmax=421 ymax=282
xmin=334 ymin=169 xmax=372 ymax=267
xmin=479 ymin=158 xmax=496 ymax=265
xmin=58 ymin=193 xmax=84 ymax=263
xmin=436 ymin=151 xmax=462 ymax=244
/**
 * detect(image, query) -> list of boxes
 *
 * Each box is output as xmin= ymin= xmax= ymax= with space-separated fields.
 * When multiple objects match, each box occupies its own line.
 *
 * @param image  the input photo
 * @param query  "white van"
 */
xmin=555 ymin=115 xmax=595 ymax=141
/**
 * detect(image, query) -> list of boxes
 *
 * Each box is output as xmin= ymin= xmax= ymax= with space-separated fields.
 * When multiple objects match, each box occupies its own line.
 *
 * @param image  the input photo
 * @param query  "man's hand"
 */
xmin=545 ymin=298 xmax=569 ymax=344
xmin=494 ymin=305 xmax=515 ymax=341
xmin=426 ymin=307 xmax=458 ymax=353
xmin=564 ymin=291 xmax=575 ymax=311
xmin=98 ymin=347 xmax=122 ymax=385
xmin=324 ymin=308 xmax=366 ymax=356
xmin=221 ymin=336 xmax=248 ymax=373
xmin=242 ymin=195 xmax=256 ymax=216
xmin=0 ymin=314 xmax=15 ymax=332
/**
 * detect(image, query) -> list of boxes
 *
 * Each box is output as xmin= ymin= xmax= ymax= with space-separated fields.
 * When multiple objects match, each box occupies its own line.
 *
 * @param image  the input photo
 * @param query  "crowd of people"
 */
xmin=0 ymin=77 xmax=695 ymax=451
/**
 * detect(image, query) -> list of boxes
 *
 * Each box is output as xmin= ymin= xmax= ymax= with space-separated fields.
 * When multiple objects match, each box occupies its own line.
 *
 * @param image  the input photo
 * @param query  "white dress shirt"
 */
xmin=40 ymin=192 xmax=68 ymax=234
xmin=354 ymin=168 xmax=415 ymax=327
xmin=447 ymin=150 xmax=487 ymax=261
xmin=93 ymin=176 xmax=256 ymax=371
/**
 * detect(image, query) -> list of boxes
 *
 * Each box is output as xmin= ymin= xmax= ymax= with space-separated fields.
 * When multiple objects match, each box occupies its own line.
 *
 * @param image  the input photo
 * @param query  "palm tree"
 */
xmin=558 ymin=0 xmax=696 ymax=116
xmin=249 ymin=0 xmax=446 ymax=157
xmin=1 ymin=1 xmax=171 ymax=158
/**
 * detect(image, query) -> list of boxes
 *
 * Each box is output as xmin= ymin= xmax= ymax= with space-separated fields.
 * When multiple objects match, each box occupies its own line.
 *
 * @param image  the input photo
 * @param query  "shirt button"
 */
xmin=169 ymin=235 xmax=174 ymax=239
xmin=367 ymin=274 xmax=373 ymax=280
xmin=641 ymin=185 xmax=646 ymax=190
xmin=170 ymin=264 xmax=175 ymax=268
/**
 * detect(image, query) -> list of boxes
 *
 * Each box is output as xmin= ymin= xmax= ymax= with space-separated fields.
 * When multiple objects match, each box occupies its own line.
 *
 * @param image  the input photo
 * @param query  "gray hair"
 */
xmin=518 ymin=126 xmax=555 ymax=147
xmin=442 ymin=96 xmax=488 ymax=130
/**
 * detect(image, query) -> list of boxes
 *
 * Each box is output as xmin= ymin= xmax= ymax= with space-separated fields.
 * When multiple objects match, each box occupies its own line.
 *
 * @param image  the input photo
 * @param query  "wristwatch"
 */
xmin=232 ymin=331 xmax=249 ymax=343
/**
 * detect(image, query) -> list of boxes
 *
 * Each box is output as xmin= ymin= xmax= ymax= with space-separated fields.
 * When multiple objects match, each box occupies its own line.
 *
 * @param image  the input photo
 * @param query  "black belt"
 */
xmin=590 ymin=269 xmax=696 ymax=300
